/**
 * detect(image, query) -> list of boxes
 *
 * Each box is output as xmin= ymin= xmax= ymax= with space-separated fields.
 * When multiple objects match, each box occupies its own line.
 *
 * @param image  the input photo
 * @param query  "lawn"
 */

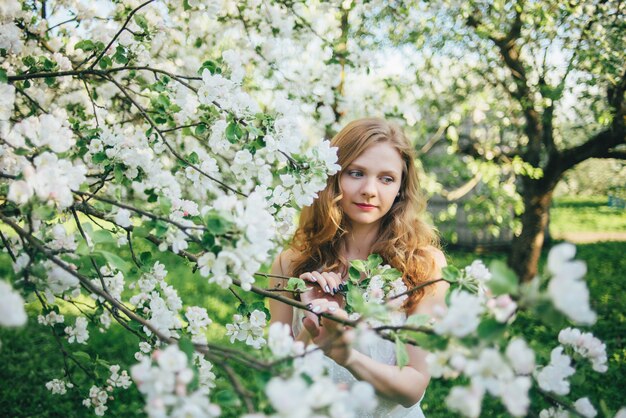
xmin=550 ymin=196 xmax=626 ymax=234
xmin=1 ymin=196 xmax=624 ymax=417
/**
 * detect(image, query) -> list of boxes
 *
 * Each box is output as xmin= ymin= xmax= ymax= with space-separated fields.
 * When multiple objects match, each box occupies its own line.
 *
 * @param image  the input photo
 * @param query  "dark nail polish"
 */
xmin=338 ymin=284 xmax=345 ymax=291
xmin=333 ymin=287 xmax=338 ymax=294
xmin=306 ymin=303 xmax=312 ymax=309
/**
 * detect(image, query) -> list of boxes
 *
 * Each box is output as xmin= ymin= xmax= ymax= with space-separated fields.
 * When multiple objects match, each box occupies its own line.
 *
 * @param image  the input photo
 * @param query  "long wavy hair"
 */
xmin=290 ymin=118 xmax=440 ymax=312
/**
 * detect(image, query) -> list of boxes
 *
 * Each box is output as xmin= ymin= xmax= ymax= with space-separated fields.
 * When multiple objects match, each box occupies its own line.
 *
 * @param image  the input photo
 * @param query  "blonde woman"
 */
xmin=269 ymin=118 xmax=448 ymax=417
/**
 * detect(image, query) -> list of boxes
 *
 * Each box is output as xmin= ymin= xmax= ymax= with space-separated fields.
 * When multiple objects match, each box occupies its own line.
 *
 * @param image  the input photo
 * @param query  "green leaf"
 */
xmin=159 ymin=197 xmax=172 ymax=215
xmin=91 ymin=229 xmax=115 ymax=245
xmin=487 ymin=260 xmax=519 ymax=296
xmin=114 ymin=164 xmax=124 ymax=184
xmin=96 ymin=250 xmax=131 ymax=273
xmin=139 ymin=251 xmax=152 ymax=265
xmin=91 ymin=152 xmax=108 ymax=164
xmin=346 ymin=287 xmax=364 ymax=312
xmin=33 ymin=205 xmax=56 ymax=220
xmin=225 ymin=122 xmax=244 ymax=143
xmin=177 ymin=337 xmax=195 ymax=361
xmin=205 ymin=212 xmax=229 ymax=235
xmin=194 ymin=123 xmax=207 ymax=135
xmin=285 ymin=277 xmax=309 ymax=292
xmin=406 ymin=313 xmax=430 ymax=328
xmin=73 ymin=351 xmax=91 ymax=362
xmin=0 ymin=68 xmax=8 ymax=83
xmin=134 ymin=14 xmax=149 ymax=32
xmin=410 ymin=332 xmax=448 ymax=351
xmin=99 ymin=55 xmax=112 ymax=69
xmin=380 ymin=267 xmax=402 ymax=281
xmin=74 ymin=40 xmax=96 ymax=51
xmin=476 ymin=318 xmax=507 ymax=341
xmin=367 ymin=253 xmax=383 ymax=271
xmin=395 ymin=336 xmax=409 ymax=368
xmin=442 ymin=265 xmax=461 ymax=283
xmin=350 ymin=259 xmax=367 ymax=273
xmin=348 ymin=266 xmax=361 ymax=283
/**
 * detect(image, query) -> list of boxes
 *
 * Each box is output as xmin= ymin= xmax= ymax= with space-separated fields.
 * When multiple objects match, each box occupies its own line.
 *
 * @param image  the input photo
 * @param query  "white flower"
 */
xmin=266 ymin=376 xmax=310 ymax=416
xmin=434 ymin=290 xmax=484 ymax=338
xmin=548 ymin=276 xmax=596 ymax=325
xmin=157 ymin=344 xmax=189 ymax=373
xmin=0 ymin=281 xmax=27 ymax=327
xmin=38 ymin=311 xmax=65 ymax=326
xmin=65 ymin=317 xmax=89 ymax=344
xmin=249 ymin=310 xmax=267 ymax=328
xmin=107 ymin=365 xmax=132 ymax=389
xmin=445 ymin=383 xmax=485 ymax=418
xmin=547 ymin=243 xmax=596 ymax=324
xmin=465 ymin=348 xmax=513 ymax=396
xmin=7 ymin=180 xmax=33 ymax=205
xmin=539 ymin=406 xmax=569 ymax=418
xmin=500 ymin=376 xmax=531 ymax=416
xmin=268 ymin=322 xmax=303 ymax=358
xmin=0 ymin=83 xmax=15 ymax=121
xmin=558 ymin=327 xmax=607 ymax=373
xmin=46 ymin=261 xmax=80 ymax=294
xmin=0 ymin=22 xmax=23 ymax=53
xmin=45 ymin=379 xmax=73 ymax=395
xmin=114 ymin=209 xmax=132 ymax=228
xmin=574 ymin=397 xmax=597 ymax=418
xmin=536 ymin=346 xmax=575 ymax=395
xmin=505 ymin=338 xmax=535 ymax=375
xmin=186 ymin=306 xmax=212 ymax=344
xmin=487 ymin=294 xmax=517 ymax=322
xmin=464 ymin=260 xmax=492 ymax=282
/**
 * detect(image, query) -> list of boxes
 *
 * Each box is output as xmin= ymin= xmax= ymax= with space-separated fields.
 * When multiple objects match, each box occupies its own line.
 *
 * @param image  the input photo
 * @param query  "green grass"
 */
xmin=551 ymin=196 xmax=626 ymax=234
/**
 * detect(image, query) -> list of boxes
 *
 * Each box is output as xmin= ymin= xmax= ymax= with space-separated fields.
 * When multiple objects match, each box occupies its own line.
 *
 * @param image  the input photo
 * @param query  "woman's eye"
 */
xmin=348 ymin=170 xmax=363 ymax=178
xmin=381 ymin=176 xmax=394 ymax=184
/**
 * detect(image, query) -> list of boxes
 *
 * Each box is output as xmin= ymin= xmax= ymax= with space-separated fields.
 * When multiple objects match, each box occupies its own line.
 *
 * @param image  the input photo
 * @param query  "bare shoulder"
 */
xmin=412 ymin=246 xmax=449 ymax=315
xmin=424 ymin=245 xmax=447 ymax=270
xmin=271 ymin=247 xmax=301 ymax=277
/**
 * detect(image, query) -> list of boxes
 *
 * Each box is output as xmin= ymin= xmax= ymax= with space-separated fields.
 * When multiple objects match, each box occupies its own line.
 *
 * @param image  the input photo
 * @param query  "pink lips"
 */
xmin=355 ymin=203 xmax=377 ymax=211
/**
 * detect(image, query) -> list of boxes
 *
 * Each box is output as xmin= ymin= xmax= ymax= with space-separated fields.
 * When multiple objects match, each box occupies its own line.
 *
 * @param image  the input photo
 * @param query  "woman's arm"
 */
xmin=308 ymin=247 xmax=450 ymax=408
xmin=268 ymin=249 xmax=296 ymax=328
xmin=344 ymin=279 xmax=449 ymax=407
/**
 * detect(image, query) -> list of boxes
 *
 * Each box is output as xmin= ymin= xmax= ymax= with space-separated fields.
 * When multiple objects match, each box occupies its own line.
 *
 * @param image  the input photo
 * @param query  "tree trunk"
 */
xmin=508 ymin=179 xmax=555 ymax=282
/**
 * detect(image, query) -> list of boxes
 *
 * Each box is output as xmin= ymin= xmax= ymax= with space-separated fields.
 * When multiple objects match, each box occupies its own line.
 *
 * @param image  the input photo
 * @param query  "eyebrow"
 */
xmin=345 ymin=164 xmax=401 ymax=177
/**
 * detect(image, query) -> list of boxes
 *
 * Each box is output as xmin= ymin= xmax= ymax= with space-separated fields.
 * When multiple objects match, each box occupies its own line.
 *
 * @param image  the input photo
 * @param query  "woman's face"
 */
xmin=339 ymin=141 xmax=404 ymax=228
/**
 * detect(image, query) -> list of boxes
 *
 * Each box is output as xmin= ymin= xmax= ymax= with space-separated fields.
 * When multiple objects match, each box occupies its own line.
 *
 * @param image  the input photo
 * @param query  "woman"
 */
xmin=269 ymin=118 xmax=448 ymax=417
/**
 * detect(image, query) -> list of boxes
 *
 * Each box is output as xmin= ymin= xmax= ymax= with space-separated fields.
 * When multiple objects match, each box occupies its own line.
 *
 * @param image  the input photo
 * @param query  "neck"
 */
xmin=343 ymin=221 xmax=380 ymax=260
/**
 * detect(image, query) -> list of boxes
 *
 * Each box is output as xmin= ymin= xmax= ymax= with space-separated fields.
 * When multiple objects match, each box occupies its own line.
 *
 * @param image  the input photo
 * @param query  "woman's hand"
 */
xmin=302 ymin=298 xmax=353 ymax=366
xmin=299 ymin=271 xmax=345 ymax=326
xmin=300 ymin=271 xmax=344 ymax=295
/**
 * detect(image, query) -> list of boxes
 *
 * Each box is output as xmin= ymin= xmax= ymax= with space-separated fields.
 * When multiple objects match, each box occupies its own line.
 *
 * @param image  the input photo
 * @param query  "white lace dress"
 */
xmin=292 ymin=309 xmax=425 ymax=418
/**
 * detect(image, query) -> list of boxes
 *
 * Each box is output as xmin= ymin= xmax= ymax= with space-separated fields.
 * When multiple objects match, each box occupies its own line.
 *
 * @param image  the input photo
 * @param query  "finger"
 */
xmin=299 ymin=272 xmax=318 ymax=283
xmin=312 ymin=271 xmax=331 ymax=294
xmin=322 ymin=272 xmax=340 ymax=295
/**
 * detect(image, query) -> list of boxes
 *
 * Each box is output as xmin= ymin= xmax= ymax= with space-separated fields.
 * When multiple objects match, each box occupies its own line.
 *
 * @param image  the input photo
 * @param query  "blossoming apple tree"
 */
xmin=0 ymin=1 xmax=623 ymax=417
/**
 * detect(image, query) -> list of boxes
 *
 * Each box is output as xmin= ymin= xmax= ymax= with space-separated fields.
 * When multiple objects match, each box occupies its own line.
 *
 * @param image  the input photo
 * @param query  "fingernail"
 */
xmin=329 ymin=306 xmax=337 ymax=312
xmin=306 ymin=303 xmax=312 ymax=309
xmin=324 ymin=285 xmax=330 ymax=293
xmin=332 ymin=287 xmax=338 ymax=294
xmin=338 ymin=284 xmax=344 ymax=291
xmin=311 ymin=277 xmax=317 ymax=282
xmin=313 ymin=305 xmax=321 ymax=313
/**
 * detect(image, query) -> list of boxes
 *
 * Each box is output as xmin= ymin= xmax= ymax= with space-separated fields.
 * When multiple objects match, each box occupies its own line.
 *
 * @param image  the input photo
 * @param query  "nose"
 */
xmin=360 ymin=176 xmax=377 ymax=198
